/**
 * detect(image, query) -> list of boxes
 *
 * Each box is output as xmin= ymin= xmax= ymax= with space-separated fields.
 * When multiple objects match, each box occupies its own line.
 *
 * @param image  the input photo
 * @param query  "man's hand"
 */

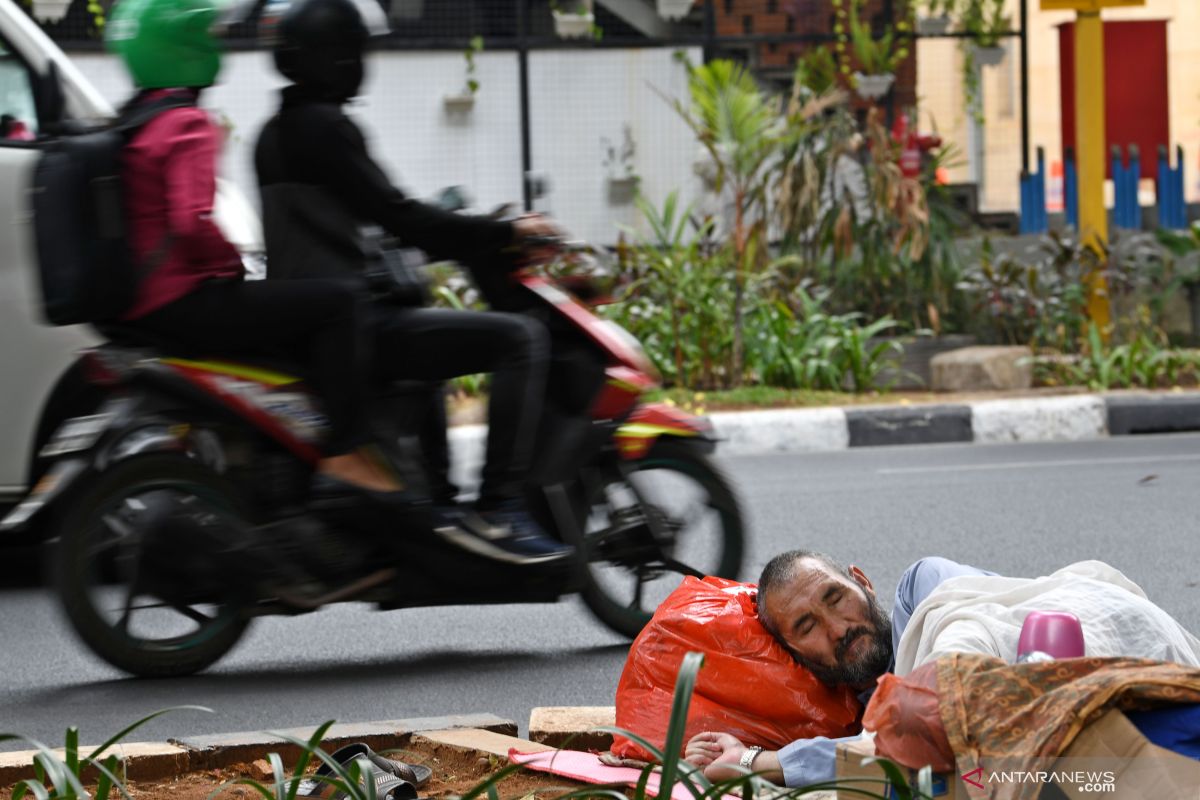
xmin=512 ymin=213 xmax=563 ymax=242
xmin=684 ymin=732 xmax=748 ymax=781
xmin=509 ymin=214 xmax=564 ymax=267
xmin=685 ymin=733 xmax=785 ymax=784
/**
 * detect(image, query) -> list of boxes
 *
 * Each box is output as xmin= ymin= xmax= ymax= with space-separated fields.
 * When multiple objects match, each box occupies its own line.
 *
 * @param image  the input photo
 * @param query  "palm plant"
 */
xmin=847 ymin=0 xmax=909 ymax=77
xmin=663 ymin=59 xmax=789 ymax=387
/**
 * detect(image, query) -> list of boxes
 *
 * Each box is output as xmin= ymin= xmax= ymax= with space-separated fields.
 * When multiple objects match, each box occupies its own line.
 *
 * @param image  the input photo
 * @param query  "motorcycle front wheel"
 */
xmin=575 ymin=438 xmax=744 ymax=638
xmin=54 ymin=454 xmax=251 ymax=678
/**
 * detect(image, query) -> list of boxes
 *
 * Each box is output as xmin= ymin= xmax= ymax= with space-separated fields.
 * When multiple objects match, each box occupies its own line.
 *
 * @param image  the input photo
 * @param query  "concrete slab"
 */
xmin=931 ymin=346 xmax=1033 ymax=392
xmin=173 ymin=714 xmax=517 ymax=770
xmin=528 ymin=706 xmax=615 ymax=750
xmin=0 ymin=742 xmax=190 ymax=784
xmin=413 ymin=728 xmax=555 ymax=759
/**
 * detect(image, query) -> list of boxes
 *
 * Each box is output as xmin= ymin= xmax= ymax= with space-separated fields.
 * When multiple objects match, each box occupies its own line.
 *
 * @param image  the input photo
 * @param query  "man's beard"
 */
xmin=793 ymin=591 xmax=894 ymax=689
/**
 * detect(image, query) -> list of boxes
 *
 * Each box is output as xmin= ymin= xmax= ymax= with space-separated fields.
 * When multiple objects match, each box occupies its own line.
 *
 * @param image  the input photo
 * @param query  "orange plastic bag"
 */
xmin=611 ymin=576 xmax=863 ymax=760
xmin=862 ymin=662 xmax=955 ymax=772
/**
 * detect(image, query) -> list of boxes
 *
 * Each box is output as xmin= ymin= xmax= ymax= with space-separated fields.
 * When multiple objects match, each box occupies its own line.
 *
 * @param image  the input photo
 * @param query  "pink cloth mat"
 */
xmin=508 ymin=748 xmax=736 ymax=800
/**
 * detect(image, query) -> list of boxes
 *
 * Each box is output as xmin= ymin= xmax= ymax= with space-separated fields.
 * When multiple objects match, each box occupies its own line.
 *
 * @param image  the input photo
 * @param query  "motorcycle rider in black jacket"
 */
xmin=254 ymin=0 xmax=572 ymax=566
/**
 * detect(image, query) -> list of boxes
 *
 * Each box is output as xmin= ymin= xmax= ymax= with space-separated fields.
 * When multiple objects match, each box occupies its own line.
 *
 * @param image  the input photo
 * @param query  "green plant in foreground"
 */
xmin=2 ymin=706 xmax=212 ymax=800
xmin=1050 ymin=323 xmax=1200 ymax=391
xmin=216 ymin=721 xmax=401 ymax=800
xmin=1 ymin=665 xmax=933 ymax=800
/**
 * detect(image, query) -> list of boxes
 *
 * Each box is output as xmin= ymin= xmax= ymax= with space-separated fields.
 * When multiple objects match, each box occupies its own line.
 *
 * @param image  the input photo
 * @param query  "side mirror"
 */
xmin=33 ymin=60 xmax=65 ymax=133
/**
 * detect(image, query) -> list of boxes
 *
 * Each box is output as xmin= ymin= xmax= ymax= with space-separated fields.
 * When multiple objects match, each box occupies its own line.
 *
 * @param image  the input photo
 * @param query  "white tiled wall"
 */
xmin=72 ymin=46 xmax=703 ymax=244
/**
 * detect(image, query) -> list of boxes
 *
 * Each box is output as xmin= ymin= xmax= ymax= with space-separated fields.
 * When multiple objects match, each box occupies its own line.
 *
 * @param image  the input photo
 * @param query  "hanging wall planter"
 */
xmin=972 ymin=43 xmax=1005 ymax=66
xmin=607 ymin=176 xmax=640 ymax=205
xmin=391 ymin=0 xmax=424 ymax=20
xmin=916 ymin=14 xmax=951 ymax=35
xmin=443 ymin=94 xmax=476 ymax=113
xmin=553 ymin=10 xmax=594 ymax=37
xmin=32 ymin=0 xmax=71 ymax=22
xmin=853 ymin=72 xmax=895 ymax=101
xmin=656 ymin=0 xmax=694 ymax=21
xmin=552 ymin=1 xmax=595 ymax=38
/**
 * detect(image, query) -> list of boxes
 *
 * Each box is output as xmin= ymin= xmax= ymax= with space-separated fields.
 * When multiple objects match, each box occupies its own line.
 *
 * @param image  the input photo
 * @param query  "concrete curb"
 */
xmin=448 ymin=391 xmax=1200 ymax=464
xmin=0 ymin=714 xmax=516 ymax=785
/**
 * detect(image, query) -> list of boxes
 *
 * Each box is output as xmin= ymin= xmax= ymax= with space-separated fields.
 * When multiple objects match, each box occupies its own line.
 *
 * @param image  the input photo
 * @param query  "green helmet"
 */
xmin=106 ymin=0 xmax=223 ymax=89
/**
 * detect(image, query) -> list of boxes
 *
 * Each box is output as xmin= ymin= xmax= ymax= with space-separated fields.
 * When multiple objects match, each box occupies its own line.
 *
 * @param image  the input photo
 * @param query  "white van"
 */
xmin=0 ymin=0 xmax=261 ymax=527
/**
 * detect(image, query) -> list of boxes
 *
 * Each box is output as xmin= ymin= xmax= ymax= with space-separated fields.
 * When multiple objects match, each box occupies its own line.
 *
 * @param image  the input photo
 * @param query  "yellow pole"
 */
xmin=1074 ymin=9 xmax=1111 ymax=333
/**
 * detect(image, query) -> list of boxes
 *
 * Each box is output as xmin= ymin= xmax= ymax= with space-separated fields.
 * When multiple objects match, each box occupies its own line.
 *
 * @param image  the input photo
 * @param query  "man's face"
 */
xmin=762 ymin=558 xmax=893 ymax=690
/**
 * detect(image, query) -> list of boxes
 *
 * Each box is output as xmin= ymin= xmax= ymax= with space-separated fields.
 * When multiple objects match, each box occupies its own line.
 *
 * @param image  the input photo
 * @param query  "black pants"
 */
xmin=133 ymin=279 xmax=373 ymax=456
xmin=369 ymin=306 xmax=549 ymax=506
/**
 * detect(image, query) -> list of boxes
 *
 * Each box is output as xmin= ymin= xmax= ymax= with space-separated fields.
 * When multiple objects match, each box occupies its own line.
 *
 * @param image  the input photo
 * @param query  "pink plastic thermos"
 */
xmin=1017 ymin=611 xmax=1086 ymax=660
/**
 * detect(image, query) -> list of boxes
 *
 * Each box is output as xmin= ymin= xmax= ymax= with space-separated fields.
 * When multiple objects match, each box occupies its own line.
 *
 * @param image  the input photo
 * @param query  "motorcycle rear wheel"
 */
xmin=55 ymin=454 xmax=251 ymax=678
xmin=576 ymin=438 xmax=744 ymax=638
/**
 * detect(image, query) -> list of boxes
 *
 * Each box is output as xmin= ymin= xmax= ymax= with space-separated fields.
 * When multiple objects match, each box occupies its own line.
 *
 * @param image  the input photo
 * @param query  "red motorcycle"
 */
xmin=5 ymin=247 xmax=744 ymax=677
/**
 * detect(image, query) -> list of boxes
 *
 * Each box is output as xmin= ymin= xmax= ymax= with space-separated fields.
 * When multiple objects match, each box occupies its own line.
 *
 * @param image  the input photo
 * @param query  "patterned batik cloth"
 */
xmin=935 ymin=653 xmax=1200 ymax=800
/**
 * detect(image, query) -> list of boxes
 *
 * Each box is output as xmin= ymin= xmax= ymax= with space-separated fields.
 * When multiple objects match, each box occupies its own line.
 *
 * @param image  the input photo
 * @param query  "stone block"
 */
xmin=931 ymin=346 xmax=1034 ymax=392
xmin=0 ymin=743 xmax=191 ymax=784
xmin=528 ymin=707 xmax=615 ymax=751
xmin=412 ymin=729 xmax=555 ymax=759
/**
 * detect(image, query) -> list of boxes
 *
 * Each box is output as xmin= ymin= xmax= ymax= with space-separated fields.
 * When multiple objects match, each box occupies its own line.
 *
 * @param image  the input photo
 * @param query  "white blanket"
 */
xmin=894 ymin=560 xmax=1200 ymax=676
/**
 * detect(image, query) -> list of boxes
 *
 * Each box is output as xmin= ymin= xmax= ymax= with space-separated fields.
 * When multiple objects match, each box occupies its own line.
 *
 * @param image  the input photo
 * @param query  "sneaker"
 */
xmin=433 ymin=500 xmax=575 ymax=565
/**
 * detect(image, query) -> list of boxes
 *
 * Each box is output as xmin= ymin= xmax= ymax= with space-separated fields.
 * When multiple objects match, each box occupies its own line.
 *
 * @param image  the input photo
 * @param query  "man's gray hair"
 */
xmin=756 ymin=549 xmax=851 ymax=641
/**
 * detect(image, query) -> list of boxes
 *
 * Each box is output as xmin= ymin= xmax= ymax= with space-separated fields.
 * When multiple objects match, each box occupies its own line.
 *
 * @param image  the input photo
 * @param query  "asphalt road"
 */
xmin=2 ymin=434 xmax=1198 ymax=750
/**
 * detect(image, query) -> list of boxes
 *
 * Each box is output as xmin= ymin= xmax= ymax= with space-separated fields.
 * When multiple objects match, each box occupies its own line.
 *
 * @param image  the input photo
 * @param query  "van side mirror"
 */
xmin=34 ymin=60 xmax=66 ymax=133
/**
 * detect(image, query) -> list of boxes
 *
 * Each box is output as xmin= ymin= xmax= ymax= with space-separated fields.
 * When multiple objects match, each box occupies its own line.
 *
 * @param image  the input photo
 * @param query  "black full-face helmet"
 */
xmin=263 ymin=0 xmax=389 ymax=102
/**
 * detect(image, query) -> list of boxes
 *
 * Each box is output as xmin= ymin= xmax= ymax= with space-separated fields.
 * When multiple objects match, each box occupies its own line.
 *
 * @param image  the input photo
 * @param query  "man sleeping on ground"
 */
xmin=681 ymin=551 xmax=1200 ymax=788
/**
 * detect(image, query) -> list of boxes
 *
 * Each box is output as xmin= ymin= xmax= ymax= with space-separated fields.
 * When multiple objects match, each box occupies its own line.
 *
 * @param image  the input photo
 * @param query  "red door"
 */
xmin=1059 ymin=20 xmax=1169 ymax=180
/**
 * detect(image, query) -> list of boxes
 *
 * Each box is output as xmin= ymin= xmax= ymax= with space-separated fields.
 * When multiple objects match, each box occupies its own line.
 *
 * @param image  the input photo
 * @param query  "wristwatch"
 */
xmin=738 ymin=746 xmax=763 ymax=771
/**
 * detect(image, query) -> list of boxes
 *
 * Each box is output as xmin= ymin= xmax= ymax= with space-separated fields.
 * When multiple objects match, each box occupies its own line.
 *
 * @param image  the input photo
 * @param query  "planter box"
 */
xmin=32 ymin=0 xmax=70 ymax=21
xmin=973 ymin=44 xmax=1005 ymax=66
xmin=553 ymin=11 xmax=594 ymax=38
xmin=443 ymin=94 xmax=476 ymax=113
xmin=656 ymin=0 xmax=694 ymax=20
xmin=916 ymin=14 xmax=951 ymax=35
xmin=390 ymin=0 xmax=424 ymax=20
xmin=607 ymin=176 xmax=639 ymax=205
xmin=853 ymin=72 xmax=894 ymax=101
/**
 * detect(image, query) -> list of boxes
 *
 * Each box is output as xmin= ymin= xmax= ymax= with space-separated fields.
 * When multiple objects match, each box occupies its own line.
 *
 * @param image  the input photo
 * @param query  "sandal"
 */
xmin=297 ymin=742 xmax=432 ymax=800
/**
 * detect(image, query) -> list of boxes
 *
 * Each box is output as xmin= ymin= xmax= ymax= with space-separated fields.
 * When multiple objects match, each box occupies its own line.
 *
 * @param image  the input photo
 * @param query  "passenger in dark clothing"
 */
xmin=254 ymin=0 xmax=572 ymax=566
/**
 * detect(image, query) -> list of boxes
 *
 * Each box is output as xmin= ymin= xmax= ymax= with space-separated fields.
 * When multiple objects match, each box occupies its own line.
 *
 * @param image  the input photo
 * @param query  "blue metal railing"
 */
xmin=1112 ymin=144 xmax=1141 ymax=230
xmin=1158 ymin=145 xmax=1188 ymax=230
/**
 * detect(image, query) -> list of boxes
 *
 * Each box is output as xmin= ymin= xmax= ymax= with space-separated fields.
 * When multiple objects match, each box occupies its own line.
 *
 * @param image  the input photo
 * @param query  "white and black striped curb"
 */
xmin=447 ymin=391 xmax=1200 ymax=464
